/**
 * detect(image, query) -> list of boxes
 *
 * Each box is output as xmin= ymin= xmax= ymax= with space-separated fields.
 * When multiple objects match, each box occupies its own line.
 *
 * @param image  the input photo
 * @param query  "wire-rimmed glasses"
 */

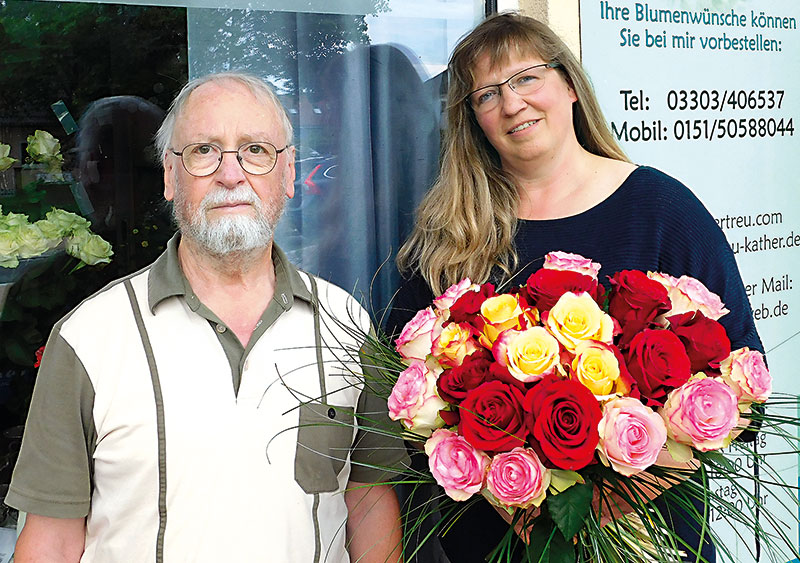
xmin=170 ymin=142 xmax=288 ymax=177
xmin=465 ymin=62 xmax=561 ymax=114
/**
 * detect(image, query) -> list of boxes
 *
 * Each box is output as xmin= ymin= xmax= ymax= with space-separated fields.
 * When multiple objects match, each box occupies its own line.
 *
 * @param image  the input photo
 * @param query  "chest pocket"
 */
xmin=295 ymin=403 xmax=355 ymax=493
xmin=293 ymin=272 xmax=358 ymax=494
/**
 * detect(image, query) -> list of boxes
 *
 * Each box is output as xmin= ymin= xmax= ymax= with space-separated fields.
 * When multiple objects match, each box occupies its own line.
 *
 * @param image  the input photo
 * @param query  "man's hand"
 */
xmin=345 ymin=482 xmax=403 ymax=563
xmin=15 ymin=514 xmax=85 ymax=563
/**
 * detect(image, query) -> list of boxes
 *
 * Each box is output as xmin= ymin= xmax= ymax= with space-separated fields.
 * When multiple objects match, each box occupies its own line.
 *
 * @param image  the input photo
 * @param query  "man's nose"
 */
xmin=216 ymin=150 xmax=247 ymax=186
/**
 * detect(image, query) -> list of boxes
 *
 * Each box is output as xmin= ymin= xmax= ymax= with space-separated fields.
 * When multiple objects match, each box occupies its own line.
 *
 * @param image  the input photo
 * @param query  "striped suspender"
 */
xmin=306 ymin=272 xmax=324 ymax=563
xmin=125 ymin=280 xmax=168 ymax=563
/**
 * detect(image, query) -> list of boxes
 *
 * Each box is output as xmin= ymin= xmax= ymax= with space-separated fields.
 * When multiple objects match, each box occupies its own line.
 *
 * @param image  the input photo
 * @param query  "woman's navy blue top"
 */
xmin=387 ymin=166 xmax=763 ymax=563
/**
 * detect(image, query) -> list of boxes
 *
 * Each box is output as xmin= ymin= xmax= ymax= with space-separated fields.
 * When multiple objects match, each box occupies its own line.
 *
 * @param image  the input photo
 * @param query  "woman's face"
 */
xmin=470 ymin=50 xmax=577 ymax=175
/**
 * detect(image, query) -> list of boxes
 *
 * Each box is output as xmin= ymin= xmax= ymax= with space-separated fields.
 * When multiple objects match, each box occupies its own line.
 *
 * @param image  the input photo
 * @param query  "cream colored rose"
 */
xmin=494 ymin=327 xmax=560 ymax=383
xmin=572 ymin=340 xmax=621 ymax=396
xmin=34 ymin=219 xmax=66 ymax=243
xmin=546 ymin=292 xmax=614 ymax=353
xmin=480 ymin=294 xmax=524 ymax=345
xmin=0 ymin=230 xmax=21 ymax=268
xmin=67 ymin=230 xmax=113 ymax=266
xmin=0 ymin=143 xmax=16 ymax=172
xmin=45 ymin=208 xmax=91 ymax=236
xmin=13 ymin=224 xmax=51 ymax=258
xmin=1 ymin=212 xmax=29 ymax=229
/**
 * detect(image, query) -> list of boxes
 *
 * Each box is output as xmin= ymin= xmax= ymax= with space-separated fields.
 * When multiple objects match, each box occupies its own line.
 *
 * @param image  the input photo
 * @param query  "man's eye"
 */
xmin=193 ymin=144 xmax=215 ymax=155
xmin=245 ymin=144 xmax=265 ymax=154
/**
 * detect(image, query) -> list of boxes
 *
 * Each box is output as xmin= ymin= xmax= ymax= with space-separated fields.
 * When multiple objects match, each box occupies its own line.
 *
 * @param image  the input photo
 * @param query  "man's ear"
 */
xmin=163 ymin=153 xmax=176 ymax=201
xmin=283 ymin=145 xmax=296 ymax=200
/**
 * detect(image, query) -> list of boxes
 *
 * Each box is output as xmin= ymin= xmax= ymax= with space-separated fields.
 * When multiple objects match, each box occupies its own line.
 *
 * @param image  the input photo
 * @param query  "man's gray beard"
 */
xmin=173 ymin=183 xmax=286 ymax=256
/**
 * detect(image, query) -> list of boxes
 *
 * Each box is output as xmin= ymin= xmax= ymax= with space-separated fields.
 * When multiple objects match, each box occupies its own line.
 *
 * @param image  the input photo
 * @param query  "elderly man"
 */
xmin=7 ymin=72 xmax=407 ymax=562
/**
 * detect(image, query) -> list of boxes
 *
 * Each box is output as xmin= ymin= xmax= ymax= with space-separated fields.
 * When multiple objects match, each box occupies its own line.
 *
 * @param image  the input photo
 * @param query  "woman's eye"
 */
xmin=476 ymin=89 xmax=497 ymax=106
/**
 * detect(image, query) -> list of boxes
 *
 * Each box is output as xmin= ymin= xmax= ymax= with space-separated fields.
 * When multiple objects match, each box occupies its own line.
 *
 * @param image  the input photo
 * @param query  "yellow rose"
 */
xmin=546 ymin=292 xmax=614 ymax=353
xmin=572 ymin=341 xmax=621 ymax=396
xmin=480 ymin=294 xmax=524 ymax=345
xmin=432 ymin=323 xmax=478 ymax=367
xmin=495 ymin=327 xmax=560 ymax=383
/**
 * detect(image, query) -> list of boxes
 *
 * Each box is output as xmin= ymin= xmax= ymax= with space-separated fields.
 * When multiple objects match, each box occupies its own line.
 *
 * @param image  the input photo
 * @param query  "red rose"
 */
xmin=437 ymin=349 xmax=493 ymax=404
xmin=523 ymin=375 xmax=602 ymax=470
xmin=449 ymin=283 xmax=496 ymax=325
xmin=608 ymin=270 xmax=672 ymax=346
xmin=34 ymin=345 xmax=45 ymax=368
xmin=458 ymin=380 xmax=526 ymax=454
xmin=624 ymin=329 xmax=691 ymax=406
xmin=667 ymin=312 xmax=731 ymax=373
xmin=525 ymin=269 xmax=604 ymax=312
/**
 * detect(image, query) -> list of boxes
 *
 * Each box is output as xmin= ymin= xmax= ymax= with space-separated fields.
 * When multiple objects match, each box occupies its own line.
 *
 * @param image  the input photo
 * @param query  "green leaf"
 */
xmin=526 ymin=519 xmax=554 ymax=563
xmin=525 ymin=519 xmax=574 ymax=563
xmin=546 ymin=528 xmax=574 ymax=563
xmin=546 ymin=481 xmax=593 ymax=540
xmin=549 ymin=469 xmax=584 ymax=493
xmin=700 ymin=449 xmax=734 ymax=472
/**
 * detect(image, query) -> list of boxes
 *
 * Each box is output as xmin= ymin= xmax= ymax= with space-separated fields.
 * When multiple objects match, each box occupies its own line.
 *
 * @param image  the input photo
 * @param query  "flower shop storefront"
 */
xmin=0 ymin=0 xmax=485 ymax=539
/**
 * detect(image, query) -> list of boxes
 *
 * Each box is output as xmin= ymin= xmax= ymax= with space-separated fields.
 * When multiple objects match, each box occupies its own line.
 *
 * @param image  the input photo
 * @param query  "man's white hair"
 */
xmin=154 ymin=71 xmax=294 ymax=165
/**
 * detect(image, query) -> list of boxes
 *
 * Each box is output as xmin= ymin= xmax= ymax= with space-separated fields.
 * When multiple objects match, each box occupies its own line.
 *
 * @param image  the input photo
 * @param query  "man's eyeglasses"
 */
xmin=170 ymin=142 xmax=288 ymax=177
xmin=466 ymin=62 xmax=561 ymax=114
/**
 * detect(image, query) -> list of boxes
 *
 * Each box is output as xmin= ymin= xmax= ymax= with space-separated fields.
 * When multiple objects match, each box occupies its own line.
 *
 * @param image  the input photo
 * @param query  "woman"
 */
xmin=387 ymin=12 xmax=762 ymax=563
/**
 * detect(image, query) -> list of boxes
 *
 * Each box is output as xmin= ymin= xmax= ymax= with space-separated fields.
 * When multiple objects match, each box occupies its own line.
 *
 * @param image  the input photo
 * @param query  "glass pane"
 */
xmin=188 ymin=0 xmax=482 ymax=314
xmin=0 ymin=0 xmax=188 ymax=439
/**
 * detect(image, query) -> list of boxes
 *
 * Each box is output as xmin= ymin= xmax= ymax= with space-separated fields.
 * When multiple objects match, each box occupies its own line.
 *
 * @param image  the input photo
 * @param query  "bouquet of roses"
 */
xmin=381 ymin=251 xmax=793 ymax=563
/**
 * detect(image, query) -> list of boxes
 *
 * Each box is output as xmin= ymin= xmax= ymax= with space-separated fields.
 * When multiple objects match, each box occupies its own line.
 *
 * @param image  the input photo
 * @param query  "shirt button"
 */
xmin=216 ymin=323 xmax=227 ymax=334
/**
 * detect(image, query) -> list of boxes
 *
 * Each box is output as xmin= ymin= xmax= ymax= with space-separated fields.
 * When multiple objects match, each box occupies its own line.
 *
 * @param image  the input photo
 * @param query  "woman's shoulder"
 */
xmin=384 ymin=269 xmax=435 ymax=336
xmin=616 ymin=165 xmax=711 ymax=213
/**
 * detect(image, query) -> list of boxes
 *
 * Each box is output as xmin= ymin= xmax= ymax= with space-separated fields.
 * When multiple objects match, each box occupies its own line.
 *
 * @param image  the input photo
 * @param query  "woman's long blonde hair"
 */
xmin=397 ymin=12 xmax=629 ymax=294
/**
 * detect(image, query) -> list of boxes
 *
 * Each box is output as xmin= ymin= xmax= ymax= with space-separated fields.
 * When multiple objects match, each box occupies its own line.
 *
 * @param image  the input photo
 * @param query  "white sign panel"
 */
xmin=580 ymin=1 xmax=799 ymax=561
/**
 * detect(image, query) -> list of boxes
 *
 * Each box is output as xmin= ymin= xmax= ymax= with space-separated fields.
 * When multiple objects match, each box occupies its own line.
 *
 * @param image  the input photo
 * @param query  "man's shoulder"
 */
xmin=300 ymin=271 xmax=372 ymax=333
xmin=57 ymin=263 xmax=153 ymax=335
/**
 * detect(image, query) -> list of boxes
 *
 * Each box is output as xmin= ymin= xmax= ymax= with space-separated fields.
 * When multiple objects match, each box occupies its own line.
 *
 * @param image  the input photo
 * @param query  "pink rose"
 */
xmin=425 ymin=428 xmax=490 ymax=501
xmin=433 ymin=278 xmax=480 ymax=312
xmin=544 ymin=251 xmax=601 ymax=280
xmin=720 ymin=348 xmax=772 ymax=404
xmin=597 ymin=397 xmax=667 ymax=476
xmin=395 ymin=307 xmax=443 ymax=361
xmin=388 ymin=361 xmax=447 ymax=436
xmin=648 ymin=272 xmax=729 ymax=320
xmin=486 ymin=447 xmax=550 ymax=509
xmin=660 ymin=377 xmax=739 ymax=451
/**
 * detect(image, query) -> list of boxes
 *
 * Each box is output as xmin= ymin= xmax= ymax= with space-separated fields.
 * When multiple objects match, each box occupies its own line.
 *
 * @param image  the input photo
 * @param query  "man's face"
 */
xmin=163 ymin=80 xmax=296 ymax=255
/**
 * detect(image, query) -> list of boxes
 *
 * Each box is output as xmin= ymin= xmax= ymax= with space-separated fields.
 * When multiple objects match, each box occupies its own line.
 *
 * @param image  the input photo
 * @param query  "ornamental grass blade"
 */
xmin=546 ymin=481 xmax=593 ymax=540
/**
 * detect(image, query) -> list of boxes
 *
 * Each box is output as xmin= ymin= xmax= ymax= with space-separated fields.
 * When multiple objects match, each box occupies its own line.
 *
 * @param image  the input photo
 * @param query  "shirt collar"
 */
xmin=147 ymin=233 xmax=312 ymax=314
